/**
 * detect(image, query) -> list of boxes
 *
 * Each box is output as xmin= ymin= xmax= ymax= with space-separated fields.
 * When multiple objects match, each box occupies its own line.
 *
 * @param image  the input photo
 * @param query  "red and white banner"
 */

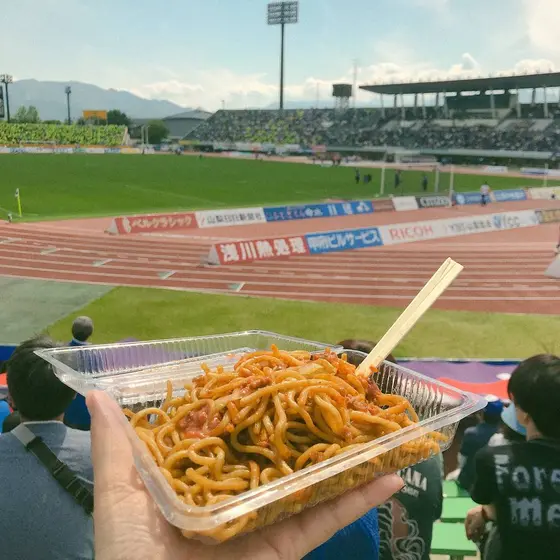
xmin=195 ymin=207 xmax=266 ymax=229
xmin=208 ymin=235 xmax=309 ymax=265
xmin=107 ymin=212 xmax=197 ymax=235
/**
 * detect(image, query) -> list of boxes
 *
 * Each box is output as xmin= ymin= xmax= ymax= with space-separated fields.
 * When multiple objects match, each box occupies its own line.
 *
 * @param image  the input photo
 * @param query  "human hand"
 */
xmin=88 ymin=390 xmax=404 ymax=560
xmin=465 ymin=506 xmax=485 ymax=542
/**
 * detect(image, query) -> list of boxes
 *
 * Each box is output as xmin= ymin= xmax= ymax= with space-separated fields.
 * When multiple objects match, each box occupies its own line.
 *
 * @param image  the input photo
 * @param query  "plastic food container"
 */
xmin=36 ymin=330 xmax=340 ymax=397
xmin=37 ymin=335 xmax=486 ymax=544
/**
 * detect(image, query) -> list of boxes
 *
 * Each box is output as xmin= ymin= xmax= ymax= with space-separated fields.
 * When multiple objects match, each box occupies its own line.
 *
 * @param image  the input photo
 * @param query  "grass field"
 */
xmin=47 ymin=288 xmax=560 ymax=358
xmin=0 ymin=154 xmax=544 ymax=220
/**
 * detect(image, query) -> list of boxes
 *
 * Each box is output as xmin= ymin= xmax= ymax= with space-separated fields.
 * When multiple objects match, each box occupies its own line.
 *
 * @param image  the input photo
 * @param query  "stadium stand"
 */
xmin=185 ymin=73 xmax=560 ymax=156
xmin=0 ymin=123 xmax=127 ymax=146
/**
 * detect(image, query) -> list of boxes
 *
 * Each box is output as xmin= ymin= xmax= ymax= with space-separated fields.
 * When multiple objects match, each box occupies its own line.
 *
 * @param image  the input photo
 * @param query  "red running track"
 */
xmin=1 ymin=202 xmax=559 ymax=315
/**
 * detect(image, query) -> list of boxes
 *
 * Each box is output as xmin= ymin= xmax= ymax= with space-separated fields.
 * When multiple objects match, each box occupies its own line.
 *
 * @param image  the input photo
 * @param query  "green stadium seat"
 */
xmin=431 ymin=522 xmax=478 ymax=559
xmin=443 ymin=480 xmax=470 ymax=498
xmin=440 ymin=497 xmax=478 ymax=523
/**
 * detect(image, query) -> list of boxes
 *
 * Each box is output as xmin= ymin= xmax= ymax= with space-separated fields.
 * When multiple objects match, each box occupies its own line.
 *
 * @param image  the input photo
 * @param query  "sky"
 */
xmin=1 ymin=0 xmax=560 ymax=111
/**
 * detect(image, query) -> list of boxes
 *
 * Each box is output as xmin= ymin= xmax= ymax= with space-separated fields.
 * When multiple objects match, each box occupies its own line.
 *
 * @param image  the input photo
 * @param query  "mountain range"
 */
xmin=5 ymin=80 xmax=189 ymax=120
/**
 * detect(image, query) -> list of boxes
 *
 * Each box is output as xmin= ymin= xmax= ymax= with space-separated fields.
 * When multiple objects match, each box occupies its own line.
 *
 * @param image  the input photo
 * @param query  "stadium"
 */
xmin=1 ymin=4 xmax=560 ymax=557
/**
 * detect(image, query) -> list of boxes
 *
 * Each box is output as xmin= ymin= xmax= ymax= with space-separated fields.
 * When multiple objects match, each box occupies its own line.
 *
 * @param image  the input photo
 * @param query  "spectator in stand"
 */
xmin=456 ymin=398 xmax=503 ymax=492
xmin=465 ymin=354 xmax=560 ymax=560
xmin=0 ymin=336 xmax=93 ymax=560
xmin=64 ymin=316 xmax=94 ymax=431
xmin=488 ymin=403 xmax=526 ymax=447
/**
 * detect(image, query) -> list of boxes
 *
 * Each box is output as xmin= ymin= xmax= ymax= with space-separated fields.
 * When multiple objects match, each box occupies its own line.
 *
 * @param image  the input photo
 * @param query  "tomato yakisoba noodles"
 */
xmin=125 ymin=346 xmax=443 ymax=541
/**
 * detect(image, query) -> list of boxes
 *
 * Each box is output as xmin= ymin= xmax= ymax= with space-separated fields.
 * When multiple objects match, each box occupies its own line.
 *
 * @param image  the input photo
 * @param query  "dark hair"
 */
xmin=7 ymin=336 xmax=76 ymax=421
xmin=508 ymin=354 xmax=560 ymax=439
xmin=72 ymin=316 xmax=94 ymax=342
xmin=499 ymin=420 xmax=525 ymax=444
xmin=337 ymin=339 xmax=396 ymax=366
xmin=2 ymin=411 xmax=21 ymax=433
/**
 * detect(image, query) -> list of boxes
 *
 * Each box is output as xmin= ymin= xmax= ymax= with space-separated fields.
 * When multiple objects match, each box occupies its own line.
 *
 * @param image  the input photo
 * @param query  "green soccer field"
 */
xmin=0 ymin=154 xmax=544 ymax=221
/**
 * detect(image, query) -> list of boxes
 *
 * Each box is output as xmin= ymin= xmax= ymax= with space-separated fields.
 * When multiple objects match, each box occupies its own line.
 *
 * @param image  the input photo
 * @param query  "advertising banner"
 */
xmin=529 ymin=187 xmax=560 ymax=200
xmin=195 ymin=207 xmax=267 ymax=228
xmin=535 ymin=208 xmax=560 ymax=224
xmin=491 ymin=189 xmax=527 ymax=202
xmin=521 ymin=167 xmax=547 ymax=176
xmin=454 ymin=192 xmax=482 ymax=205
xmin=263 ymin=200 xmax=373 ymax=223
xmin=483 ymin=166 xmax=508 ymax=173
xmin=392 ymin=196 xmax=419 ymax=211
xmin=416 ymin=195 xmax=450 ymax=209
xmin=379 ymin=220 xmax=446 ymax=245
xmin=107 ymin=212 xmax=197 ymax=235
xmin=208 ymin=235 xmax=309 ymax=265
xmin=85 ymin=147 xmax=106 ymax=154
xmin=104 ymin=148 xmax=121 ymax=154
xmin=445 ymin=210 xmax=538 ymax=236
xmin=305 ymin=227 xmax=383 ymax=254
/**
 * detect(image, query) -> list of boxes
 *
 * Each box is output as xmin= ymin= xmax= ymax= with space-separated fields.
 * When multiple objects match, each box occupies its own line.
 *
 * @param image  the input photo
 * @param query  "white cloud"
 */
xmin=128 ymin=51 xmax=560 ymax=111
xmin=523 ymin=0 xmax=560 ymax=55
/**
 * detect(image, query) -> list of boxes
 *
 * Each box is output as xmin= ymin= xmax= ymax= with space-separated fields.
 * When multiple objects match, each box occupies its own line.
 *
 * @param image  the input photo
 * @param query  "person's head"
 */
xmin=482 ymin=398 xmax=503 ymax=425
xmin=7 ymin=336 xmax=75 ymax=421
xmin=507 ymin=354 xmax=560 ymax=440
xmin=72 ymin=316 xmax=94 ymax=343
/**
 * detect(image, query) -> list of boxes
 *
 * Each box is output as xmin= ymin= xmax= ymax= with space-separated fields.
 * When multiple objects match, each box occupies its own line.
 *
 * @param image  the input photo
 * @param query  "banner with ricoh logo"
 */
xmin=416 ymin=195 xmax=451 ymax=209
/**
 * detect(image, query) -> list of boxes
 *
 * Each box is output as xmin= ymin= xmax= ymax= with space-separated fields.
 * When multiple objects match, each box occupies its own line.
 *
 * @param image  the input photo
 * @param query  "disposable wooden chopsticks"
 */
xmin=355 ymin=258 xmax=464 ymax=378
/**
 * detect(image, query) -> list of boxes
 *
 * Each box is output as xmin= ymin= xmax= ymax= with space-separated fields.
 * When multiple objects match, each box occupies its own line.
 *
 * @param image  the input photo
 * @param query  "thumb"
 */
xmin=87 ymin=390 xmax=135 ymax=489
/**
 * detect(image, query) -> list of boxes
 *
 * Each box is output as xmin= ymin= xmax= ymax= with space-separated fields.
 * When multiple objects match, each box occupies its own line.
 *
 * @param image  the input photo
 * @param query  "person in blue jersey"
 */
xmin=64 ymin=316 xmax=94 ymax=431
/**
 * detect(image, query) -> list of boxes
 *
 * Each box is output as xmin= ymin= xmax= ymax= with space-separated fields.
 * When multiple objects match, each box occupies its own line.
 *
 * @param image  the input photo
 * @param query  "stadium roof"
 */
xmin=360 ymin=72 xmax=560 ymax=95
xmin=164 ymin=110 xmax=212 ymax=121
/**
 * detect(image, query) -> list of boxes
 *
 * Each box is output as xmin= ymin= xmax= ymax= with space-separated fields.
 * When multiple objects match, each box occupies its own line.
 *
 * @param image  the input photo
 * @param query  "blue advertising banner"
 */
xmin=104 ymin=148 xmax=121 ymax=154
xmin=492 ymin=189 xmax=527 ymax=202
xmin=305 ymin=227 xmax=383 ymax=254
xmin=264 ymin=200 xmax=373 ymax=223
xmin=454 ymin=192 xmax=482 ymax=205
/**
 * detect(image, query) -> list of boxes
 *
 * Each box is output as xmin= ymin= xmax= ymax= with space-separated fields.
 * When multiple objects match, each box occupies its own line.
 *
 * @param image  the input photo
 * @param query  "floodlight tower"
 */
xmin=267 ymin=1 xmax=299 ymax=111
xmin=0 ymin=74 xmax=13 ymax=122
xmin=65 ymin=86 xmax=72 ymax=124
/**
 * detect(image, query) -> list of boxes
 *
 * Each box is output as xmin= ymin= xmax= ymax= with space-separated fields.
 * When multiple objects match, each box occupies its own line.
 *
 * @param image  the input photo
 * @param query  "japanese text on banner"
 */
xmin=216 ymin=236 xmax=309 ymax=264
xmin=305 ymin=227 xmax=383 ymax=254
xmin=263 ymin=200 xmax=373 ymax=223
xmin=196 ymin=208 xmax=266 ymax=228
xmin=109 ymin=212 xmax=196 ymax=234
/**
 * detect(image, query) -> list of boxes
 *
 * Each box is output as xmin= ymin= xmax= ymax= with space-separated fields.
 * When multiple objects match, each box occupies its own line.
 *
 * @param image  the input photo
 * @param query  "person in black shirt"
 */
xmin=465 ymin=354 xmax=560 ymax=560
xmin=378 ymin=455 xmax=443 ymax=560
xmin=421 ymin=174 xmax=428 ymax=192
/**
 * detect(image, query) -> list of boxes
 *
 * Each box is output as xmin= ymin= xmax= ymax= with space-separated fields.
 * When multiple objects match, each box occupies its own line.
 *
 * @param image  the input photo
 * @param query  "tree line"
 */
xmin=9 ymin=106 xmax=170 ymax=144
